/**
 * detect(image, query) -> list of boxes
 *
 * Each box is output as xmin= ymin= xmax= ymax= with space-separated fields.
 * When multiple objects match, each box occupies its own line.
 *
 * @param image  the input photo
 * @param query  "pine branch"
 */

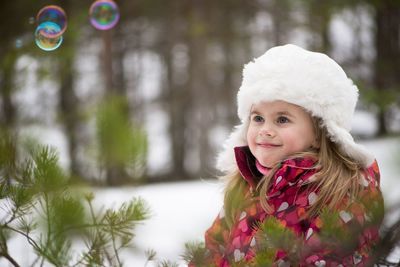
xmin=0 ymin=251 xmax=20 ymax=267
xmin=0 ymin=136 xmax=152 ymax=266
xmin=372 ymin=216 xmax=400 ymax=265
xmin=157 ymin=260 xmax=179 ymax=267
xmin=181 ymin=241 xmax=209 ymax=265
xmin=144 ymin=249 xmax=157 ymax=267
xmin=3 ymin=224 xmax=41 ymax=251
xmin=110 ymin=228 xmax=123 ymax=267
xmin=43 ymin=193 xmax=51 ymax=266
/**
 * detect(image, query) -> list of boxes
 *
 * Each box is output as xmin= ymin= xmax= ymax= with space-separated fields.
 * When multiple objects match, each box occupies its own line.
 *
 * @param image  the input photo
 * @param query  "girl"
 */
xmin=197 ymin=44 xmax=384 ymax=266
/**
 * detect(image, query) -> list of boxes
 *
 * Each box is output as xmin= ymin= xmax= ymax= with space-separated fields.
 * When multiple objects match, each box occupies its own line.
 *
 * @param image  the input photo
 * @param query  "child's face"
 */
xmin=247 ymin=100 xmax=317 ymax=168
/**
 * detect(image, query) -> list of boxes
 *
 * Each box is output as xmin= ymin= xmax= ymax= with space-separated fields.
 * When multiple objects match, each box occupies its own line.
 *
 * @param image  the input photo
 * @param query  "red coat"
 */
xmin=202 ymin=146 xmax=383 ymax=266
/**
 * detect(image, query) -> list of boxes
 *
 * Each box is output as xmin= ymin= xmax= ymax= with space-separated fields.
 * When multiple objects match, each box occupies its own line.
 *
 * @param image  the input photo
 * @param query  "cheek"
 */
xmin=281 ymin=133 xmax=297 ymax=146
xmin=284 ymin=131 xmax=314 ymax=151
xmin=282 ymin=131 xmax=308 ymax=150
xmin=301 ymin=126 xmax=317 ymax=148
xmin=246 ymin=127 xmax=257 ymax=145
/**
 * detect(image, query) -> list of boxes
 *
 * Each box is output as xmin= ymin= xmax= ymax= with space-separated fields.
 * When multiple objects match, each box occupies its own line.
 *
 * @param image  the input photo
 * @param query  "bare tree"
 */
xmin=372 ymin=0 xmax=400 ymax=136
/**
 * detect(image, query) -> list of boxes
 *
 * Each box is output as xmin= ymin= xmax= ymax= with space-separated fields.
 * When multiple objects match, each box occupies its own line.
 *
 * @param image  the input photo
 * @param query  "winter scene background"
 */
xmin=1 ymin=1 xmax=400 ymax=266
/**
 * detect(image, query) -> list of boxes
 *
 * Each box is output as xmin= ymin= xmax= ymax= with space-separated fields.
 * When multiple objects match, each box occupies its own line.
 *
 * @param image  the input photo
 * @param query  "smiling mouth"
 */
xmin=257 ymin=143 xmax=280 ymax=148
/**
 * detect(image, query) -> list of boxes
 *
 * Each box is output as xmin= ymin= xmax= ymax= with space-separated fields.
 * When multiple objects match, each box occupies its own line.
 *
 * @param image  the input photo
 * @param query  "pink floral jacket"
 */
xmin=202 ymin=146 xmax=383 ymax=267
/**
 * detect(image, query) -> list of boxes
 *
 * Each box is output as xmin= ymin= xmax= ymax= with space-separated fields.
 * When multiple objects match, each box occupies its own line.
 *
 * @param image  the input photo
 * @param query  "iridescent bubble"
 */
xmin=89 ymin=0 xmax=120 ymax=30
xmin=36 ymin=5 xmax=67 ymax=37
xmin=35 ymin=22 xmax=63 ymax=51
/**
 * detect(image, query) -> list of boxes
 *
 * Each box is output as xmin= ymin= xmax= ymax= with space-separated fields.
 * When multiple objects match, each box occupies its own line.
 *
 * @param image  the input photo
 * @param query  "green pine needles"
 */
xmin=0 ymin=131 xmax=150 ymax=267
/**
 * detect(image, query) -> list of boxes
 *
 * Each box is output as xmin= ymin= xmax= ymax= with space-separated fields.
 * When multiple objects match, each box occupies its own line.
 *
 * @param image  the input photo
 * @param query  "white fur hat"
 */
xmin=216 ymin=44 xmax=374 ymax=173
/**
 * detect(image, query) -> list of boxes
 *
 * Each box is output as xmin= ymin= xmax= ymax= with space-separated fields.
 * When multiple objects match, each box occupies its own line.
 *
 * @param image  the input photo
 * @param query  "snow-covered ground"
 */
xmin=98 ymin=180 xmax=224 ymax=266
xmin=2 ymin=137 xmax=399 ymax=266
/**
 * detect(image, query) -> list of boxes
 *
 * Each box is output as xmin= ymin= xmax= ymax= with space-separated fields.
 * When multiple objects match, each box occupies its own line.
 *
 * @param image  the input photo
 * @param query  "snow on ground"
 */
xmin=361 ymin=138 xmax=400 ymax=206
xmin=1 ymin=137 xmax=399 ymax=266
xmin=94 ymin=179 xmax=225 ymax=266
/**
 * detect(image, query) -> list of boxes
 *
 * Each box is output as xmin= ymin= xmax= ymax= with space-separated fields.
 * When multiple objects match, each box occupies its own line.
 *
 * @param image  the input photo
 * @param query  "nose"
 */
xmin=259 ymin=124 xmax=276 ymax=137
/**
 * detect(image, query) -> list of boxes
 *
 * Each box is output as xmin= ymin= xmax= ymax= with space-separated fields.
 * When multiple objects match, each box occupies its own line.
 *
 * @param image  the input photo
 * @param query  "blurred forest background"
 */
xmin=1 ymin=0 xmax=400 ymax=186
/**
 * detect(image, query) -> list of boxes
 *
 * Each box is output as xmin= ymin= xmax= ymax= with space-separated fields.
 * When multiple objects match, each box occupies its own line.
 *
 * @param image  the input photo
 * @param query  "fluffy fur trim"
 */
xmin=216 ymin=44 xmax=374 ymax=172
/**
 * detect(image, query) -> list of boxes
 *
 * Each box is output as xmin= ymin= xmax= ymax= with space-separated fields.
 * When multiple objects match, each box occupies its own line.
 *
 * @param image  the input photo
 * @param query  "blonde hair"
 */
xmin=222 ymin=118 xmax=365 ymax=225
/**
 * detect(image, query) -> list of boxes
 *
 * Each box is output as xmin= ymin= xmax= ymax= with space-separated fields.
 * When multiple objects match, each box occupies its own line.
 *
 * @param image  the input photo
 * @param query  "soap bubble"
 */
xmin=35 ymin=22 xmax=63 ymax=51
xmin=36 ymin=5 xmax=67 ymax=37
xmin=89 ymin=0 xmax=120 ymax=30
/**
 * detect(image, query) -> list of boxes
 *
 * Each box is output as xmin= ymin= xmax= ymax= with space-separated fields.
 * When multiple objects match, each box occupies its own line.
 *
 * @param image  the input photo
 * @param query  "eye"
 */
xmin=251 ymin=115 xmax=264 ymax=123
xmin=276 ymin=116 xmax=290 ymax=124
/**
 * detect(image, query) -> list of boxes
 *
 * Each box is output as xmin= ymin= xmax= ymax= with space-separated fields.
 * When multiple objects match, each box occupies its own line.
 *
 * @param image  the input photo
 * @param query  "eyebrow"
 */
xmin=250 ymin=110 xmax=294 ymax=117
xmin=276 ymin=111 xmax=293 ymax=117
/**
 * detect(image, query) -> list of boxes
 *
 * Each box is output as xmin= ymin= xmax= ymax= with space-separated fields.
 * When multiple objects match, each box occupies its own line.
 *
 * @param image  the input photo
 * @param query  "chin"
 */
xmin=258 ymin=160 xmax=274 ymax=168
xmin=257 ymin=156 xmax=281 ymax=168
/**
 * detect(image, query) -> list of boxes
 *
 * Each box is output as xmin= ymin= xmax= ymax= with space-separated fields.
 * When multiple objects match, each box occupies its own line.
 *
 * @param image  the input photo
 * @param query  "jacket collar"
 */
xmin=234 ymin=146 xmax=381 ymax=194
xmin=234 ymin=146 xmax=263 ymax=188
xmin=234 ymin=146 xmax=318 ymax=188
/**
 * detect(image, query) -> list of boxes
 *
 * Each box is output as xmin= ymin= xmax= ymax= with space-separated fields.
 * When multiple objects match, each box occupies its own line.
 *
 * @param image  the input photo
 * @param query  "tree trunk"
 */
xmin=101 ymin=29 xmax=129 ymax=185
xmin=163 ymin=1 xmax=188 ymax=180
xmin=373 ymin=1 xmax=400 ymax=136
xmin=0 ymin=51 xmax=17 ymax=130
xmin=221 ymin=3 xmax=238 ymax=128
xmin=187 ymin=1 xmax=211 ymax=178
xmin=57 ymin=0 xmax=84 ymax=181
xmin=58 ymin=52 xmax=81 ymax=179
xmin=306 ymin=1 xmax=332 ymax=53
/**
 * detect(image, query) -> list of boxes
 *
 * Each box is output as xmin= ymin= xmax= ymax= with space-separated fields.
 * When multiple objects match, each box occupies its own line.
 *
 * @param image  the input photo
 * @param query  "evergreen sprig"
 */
xmin=181 ymin=241 xmax=210 ymax=266
xmin=0 ymin=131 xmax=151 ymax=267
